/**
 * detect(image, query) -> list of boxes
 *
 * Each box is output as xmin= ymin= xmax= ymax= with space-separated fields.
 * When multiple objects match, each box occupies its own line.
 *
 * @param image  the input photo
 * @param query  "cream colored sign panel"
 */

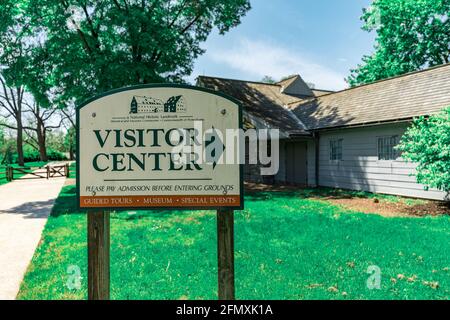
xmin=77 ymin=85 xmax=242 ymax=209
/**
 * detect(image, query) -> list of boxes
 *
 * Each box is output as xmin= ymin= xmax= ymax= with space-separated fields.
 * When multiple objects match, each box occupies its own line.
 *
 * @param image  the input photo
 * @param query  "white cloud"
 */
xmin=208 ymin=38 xmax=347 ymax=91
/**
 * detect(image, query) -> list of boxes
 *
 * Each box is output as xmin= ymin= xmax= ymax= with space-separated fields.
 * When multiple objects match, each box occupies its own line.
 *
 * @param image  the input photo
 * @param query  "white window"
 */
xmin=378 ymin=135 xmax=399 ymax=160
xmin=330 ymin=139 xmax=343 ymax=160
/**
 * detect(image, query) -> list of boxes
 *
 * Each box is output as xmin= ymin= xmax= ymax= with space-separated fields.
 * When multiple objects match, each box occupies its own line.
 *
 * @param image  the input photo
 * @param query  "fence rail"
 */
xmin=4 ymin=164 xmax=70 ymax=182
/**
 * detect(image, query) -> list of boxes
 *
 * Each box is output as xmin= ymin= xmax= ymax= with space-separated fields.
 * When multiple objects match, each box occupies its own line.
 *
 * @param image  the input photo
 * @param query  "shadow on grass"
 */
xmin=50 ymin=186 xmax=82 ymax=218
xmin=244 ymin=185 xmax=380 ymax=202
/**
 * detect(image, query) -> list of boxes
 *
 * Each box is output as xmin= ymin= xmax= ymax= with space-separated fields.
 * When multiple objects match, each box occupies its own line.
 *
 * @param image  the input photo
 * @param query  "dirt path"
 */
xmin=0 ymin=169 xmax=67 ymax=299
xmin=325 ymin=197 xmax=450 ymax=217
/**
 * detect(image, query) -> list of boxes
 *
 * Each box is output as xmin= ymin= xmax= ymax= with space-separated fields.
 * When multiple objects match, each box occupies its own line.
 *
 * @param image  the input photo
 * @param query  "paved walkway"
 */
xmin=0 ymin=168 xmax=67 ymax=299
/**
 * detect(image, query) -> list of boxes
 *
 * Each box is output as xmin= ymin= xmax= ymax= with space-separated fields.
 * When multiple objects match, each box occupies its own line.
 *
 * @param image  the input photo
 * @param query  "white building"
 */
xmin=130 ymin=96 xmax=164 ymax=114
xmin=198 ymin=63 xmax=450 ymax=200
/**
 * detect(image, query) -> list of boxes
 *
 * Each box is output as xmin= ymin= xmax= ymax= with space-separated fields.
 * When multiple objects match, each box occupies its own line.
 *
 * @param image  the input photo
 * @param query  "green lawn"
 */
xmin=0 ymin=162 xmax=48 ymax=186
xmin=17 ymin=186 xmax=450 ymax=300
xmin=68 ymin=162 xmax=76 ymax=179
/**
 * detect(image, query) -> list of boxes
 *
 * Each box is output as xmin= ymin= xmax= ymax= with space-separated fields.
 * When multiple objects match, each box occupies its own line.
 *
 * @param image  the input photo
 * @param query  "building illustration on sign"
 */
xmin=164 ymin=95 xmax=186 ymax=112
xmin=130 ymin=96 xmax=164 ymax=113
xmin=78 ymin=85 xmax=242 ymax=211
xmin=130 ymin=95 xmax=186 ymax=114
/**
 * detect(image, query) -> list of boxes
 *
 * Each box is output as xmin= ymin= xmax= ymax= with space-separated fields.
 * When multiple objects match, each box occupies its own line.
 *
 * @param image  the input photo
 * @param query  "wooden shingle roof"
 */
xmin=291 ymin=63 xmax=450 ymax=130
xmin=311 ymin=89 xmax=334 ymax=97
xmin=198 ymin=63 xmax=450 ymax=134
xmin=197 ymin=76 xmax=312 ymax=136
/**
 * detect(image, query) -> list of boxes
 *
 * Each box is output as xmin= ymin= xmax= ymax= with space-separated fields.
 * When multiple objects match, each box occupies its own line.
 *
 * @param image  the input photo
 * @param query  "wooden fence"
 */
xmin=4 ymin=164 xmax=70 ymax=182
xmin=0 ymin=169 xmax=6 ymax=181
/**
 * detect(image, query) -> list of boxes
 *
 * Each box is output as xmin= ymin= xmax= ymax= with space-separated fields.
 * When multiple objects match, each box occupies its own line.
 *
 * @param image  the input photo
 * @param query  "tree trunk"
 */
xmin=16 ymin=117 xmax=24 ymax=166
xmin=69 ymin=145 xmax=74 ymax=160
xmin=36 ymin=120 xmax=48 ymax=162
xmin=68 ymin=129 xmax=75 ymax=160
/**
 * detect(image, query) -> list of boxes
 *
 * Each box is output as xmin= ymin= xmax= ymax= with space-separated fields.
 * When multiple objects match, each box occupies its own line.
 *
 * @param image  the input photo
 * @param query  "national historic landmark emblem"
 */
xmin=130 ymin=95 xmax=186 ymax=114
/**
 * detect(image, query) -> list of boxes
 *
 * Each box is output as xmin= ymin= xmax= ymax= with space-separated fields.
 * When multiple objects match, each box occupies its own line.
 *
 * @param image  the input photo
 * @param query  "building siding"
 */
xmin=317 ymin=123 xmax=447 ymax=200
xmin=307 ymin=139 xmax=316 ymax=187
xmin=275 ymin=141 xmax=287 ymax=182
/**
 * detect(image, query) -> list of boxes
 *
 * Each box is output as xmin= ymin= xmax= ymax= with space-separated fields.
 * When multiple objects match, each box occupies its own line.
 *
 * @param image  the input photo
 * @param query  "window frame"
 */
xmin=377 ymin=135 xmax=400 ymax=161
xmin=329 ymin=139 xmax=343 ymax=161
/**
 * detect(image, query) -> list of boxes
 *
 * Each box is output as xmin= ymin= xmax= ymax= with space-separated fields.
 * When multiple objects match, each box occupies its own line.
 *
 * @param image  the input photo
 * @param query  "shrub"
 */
xmin=47 ymin=149 xmax=67 ymax=161
xmin=398 ymin=106 xmax=450 ymax=195
xmin=22 ymin=150 xmax=40 ymax=163
xmin=11 ymin=149 xmax=67 ymax=164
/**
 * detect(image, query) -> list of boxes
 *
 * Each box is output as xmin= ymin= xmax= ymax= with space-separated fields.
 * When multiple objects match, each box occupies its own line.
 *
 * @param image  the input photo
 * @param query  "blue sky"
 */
xmin=188 ymin=0 xmax=375 ymax=91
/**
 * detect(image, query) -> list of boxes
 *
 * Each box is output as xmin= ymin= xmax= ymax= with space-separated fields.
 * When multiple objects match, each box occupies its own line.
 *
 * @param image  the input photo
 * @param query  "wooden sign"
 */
xmin=77 ymin=84 xmax=243 ymax=300
xmin=77 ymin=84 xmax=242 ymax=210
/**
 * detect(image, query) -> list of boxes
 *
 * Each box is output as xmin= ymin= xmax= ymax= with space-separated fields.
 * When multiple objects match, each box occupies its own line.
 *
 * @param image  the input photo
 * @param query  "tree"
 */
xmin=261 ymin=76 xmax=276 ymax=84
xmin=0 ymin=125 xmax=3 ymax=146
xmin=0 ymin=124 xmax=5 ymax=160
xmin=1 ymin=1 xmax=250 ymax=161
xmin=0 ymin=125 xmax=15 ymax=165
xmin=280 ymin=74 xmax=297 ymax=81
xmin=0 ymin=1 xmax=36 ymax=166
xmin=64 ymin=126 xmax=76 ymax=161
xmin=0 ymin=75 xmax=64 ymax=163
xmin=397 ymin=106 xmax=450 ymax=196
xmin=0 ymin=75 xmax=26 ymax=166
xmin=347 ymin=0 xmax=450 ymax=86
xmin=60 ymin=104 xmax=76 ymax=160
xmin=45 ymin=129 xmax=66 ymax=153
xmin=17 ymin=0 xmax=251 ymax=105
xmin=22 ymin=102 xmax=65 ymax=161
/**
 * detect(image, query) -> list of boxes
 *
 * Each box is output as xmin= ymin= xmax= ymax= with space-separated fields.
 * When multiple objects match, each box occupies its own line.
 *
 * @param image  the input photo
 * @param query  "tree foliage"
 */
xmin=0 ymin=125 xmax=4 ymax=150
xmin=0 ymin=1 xmax=250 ymax=162
xmin=1 ymin=0 xmax=250 ymax=106
xmin=348 ymin=0 xmax=450 ymax=86
xmin=261 ymin=75 xmax=276 ymax=84
xmin=397 ymin=107 xmax=450 ymax=195
xmin=0 ymin=123 xmax=15 ymax=164
xmin=64 ymin=126 xmax=76 ymax=160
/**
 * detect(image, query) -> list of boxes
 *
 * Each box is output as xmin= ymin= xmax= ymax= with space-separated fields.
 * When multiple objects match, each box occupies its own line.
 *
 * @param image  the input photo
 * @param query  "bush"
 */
xmin=12 ymin=150 xmax=41 ymax=163
xmin=47 ymin=149 xmax=67 ymax=161
xmin=11 ymin=149 xmax=67 ymax=164
xmin=398 ymin=106 xmax=450 ymax=194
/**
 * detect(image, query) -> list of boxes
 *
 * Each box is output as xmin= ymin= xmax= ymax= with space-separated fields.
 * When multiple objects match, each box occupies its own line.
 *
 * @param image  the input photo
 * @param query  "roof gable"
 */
xmin=277 ymin=75 xmax=314 ymax=97
xmin=196 ymin=76 xmax=310 ymax=136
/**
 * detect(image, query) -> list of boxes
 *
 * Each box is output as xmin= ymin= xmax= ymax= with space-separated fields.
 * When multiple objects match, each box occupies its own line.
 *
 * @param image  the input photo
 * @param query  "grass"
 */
xmin=17 ymin=186 xmax=450 ymax=300
xmin=67 ymin=162 xmax=76 ymax=179
xmin=0 ymin=161 xmax=48 ymax=186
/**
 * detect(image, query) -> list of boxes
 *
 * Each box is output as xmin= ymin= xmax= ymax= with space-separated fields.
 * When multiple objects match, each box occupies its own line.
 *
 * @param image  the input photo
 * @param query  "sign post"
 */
xmin=217 ymin=208 xmax=235 ymax=300
xmin=87 ymin=211 xmax=110 ymax=300
xmin=77 ymin=84 xmax=243 ymax=300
